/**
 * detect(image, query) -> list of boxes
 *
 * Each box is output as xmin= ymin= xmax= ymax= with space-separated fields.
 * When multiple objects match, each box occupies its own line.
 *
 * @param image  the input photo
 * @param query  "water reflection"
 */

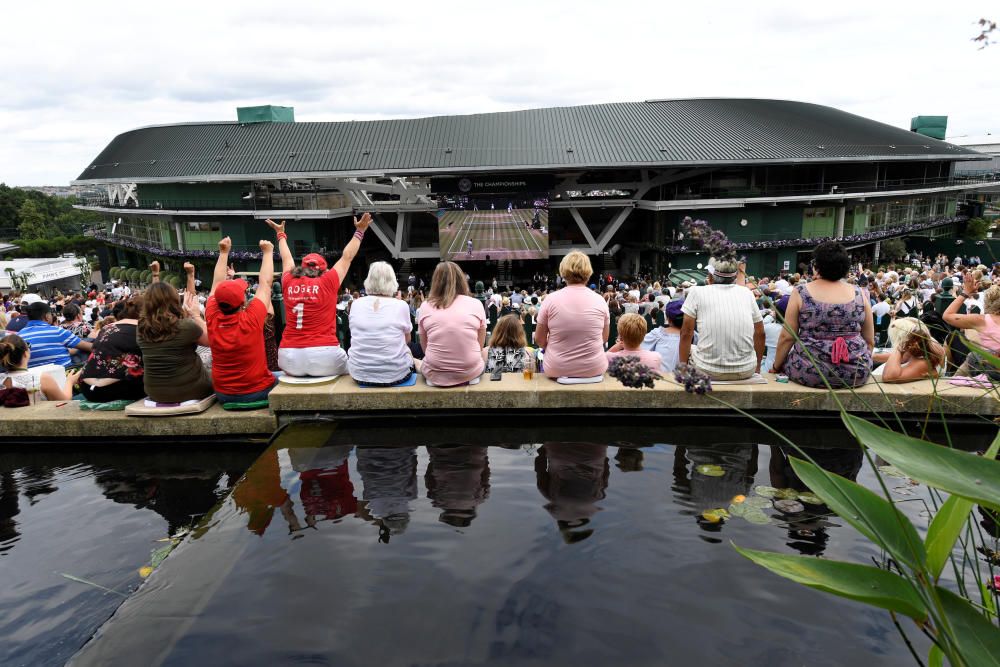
xmin=769 ymin=445 xmax=863 ymax=556
xmin=425 ymin=445 xmax=490 ymax=527
xmin=534 ymin=443 xmax=609 ymax=543
xmin=290 ymin=445 xmax=358 ymax=528
xmin=357 ymin=447 xmax=418 ymax=542
xmin=675 ymin=445 xmax=758 ymax=531
xmin=232 ymin=448 xmax=289 ymax=536
xmin=93 ymin=468 xmax=229 ymax=534
xmin=0 ymin=472 xmax=19 ymax=556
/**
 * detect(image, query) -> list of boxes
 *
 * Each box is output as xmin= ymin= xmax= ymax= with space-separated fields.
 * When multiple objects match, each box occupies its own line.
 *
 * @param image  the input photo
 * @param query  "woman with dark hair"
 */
xmin=771 ymin=241 xmax=874 ymax=388
xmin=78 ymin=294 xmax=147 ymax=402
xmin=1 ymin=334 xmax=79 ymax=401
xmin=483 ymin=313 xmax=530 ymax=373
xmin=416 ymin=261 xmax=486 ymax=387
xmin=137 ymin=281 xmax=213 ymax=403
xmin=268 ymin=214 xmax=371 ymax=377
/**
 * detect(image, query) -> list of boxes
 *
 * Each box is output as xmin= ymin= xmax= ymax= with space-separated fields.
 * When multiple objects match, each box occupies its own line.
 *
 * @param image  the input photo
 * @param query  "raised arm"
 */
xmin=943 ymin=273 xmax=986 ymax=331
xmin=149 ymin=261 xmax=160 ymax=284
xmin=266 ymin=219 xmax=294 ymax=274
xmin=184 ymin=261 xmax=196 ymax=296
xmin=255 ymin=240 xmax=275 ymax=307
xmin=210 ymin=237 xmax=231 ymax=297
xmin=333 ymin=212 xmax=372 ymax=282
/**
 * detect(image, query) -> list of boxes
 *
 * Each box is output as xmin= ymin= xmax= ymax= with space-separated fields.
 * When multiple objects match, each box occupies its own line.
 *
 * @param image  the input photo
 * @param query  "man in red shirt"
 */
xmin=205 ymin=235 xmax=278 ymax=403
xmin=268 ymin=213 xmax=371 ymax=377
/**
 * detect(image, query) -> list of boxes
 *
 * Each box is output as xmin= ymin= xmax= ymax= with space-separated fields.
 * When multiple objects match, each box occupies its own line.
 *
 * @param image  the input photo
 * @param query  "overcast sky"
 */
xmin=1 ymin=0 xmax=997 ymax=185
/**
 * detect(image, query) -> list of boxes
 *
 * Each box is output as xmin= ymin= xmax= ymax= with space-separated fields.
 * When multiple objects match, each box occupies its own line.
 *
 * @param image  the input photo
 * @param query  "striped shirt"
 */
xmin=681 ymin=285 xmax=762 ymax=375
xmin=18 ymin=320 xmax=82 ymax=368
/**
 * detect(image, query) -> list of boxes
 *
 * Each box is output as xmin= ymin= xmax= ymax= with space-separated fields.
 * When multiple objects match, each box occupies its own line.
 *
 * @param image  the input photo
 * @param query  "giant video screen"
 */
xmin=438 ymin=195 xmax=549 ymax=261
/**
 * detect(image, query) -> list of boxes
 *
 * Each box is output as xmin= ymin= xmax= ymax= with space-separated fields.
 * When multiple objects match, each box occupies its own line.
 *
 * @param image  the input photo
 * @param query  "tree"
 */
xmin=963 ymin=217 xmax=991 ymax=240
xmin=879 ymin=237 xmax=906 ymax=261
xmin=17 ymin=200 xmax=51 ymax=240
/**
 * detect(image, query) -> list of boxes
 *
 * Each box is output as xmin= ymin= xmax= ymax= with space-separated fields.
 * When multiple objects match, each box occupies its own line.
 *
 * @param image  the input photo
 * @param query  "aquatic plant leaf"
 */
xmin=928 ymin=644 xmax=943 ymax=667
xmin=773 ymin=499 xmax=805 ymax=514
xmin=150 ymin=545 xmax=173 ymax=569
xmin=797 ymin=492 xmax=823 ymax=505
xmin=743 ymin=510 xmax=771 ymax=525
xmin=728 ymin=502 xmax=749 ymax=518
xmin=774 ymin=488 xmax=800 ymax=500
xmin=789 ymin=456 xmax=926 ymax=570
xmin=934 ymin=585 xmax=1000 ymax=667
xmin=696 ymin=464 xmax=725 ymax=477
xmin=877 ymin=465 xmax=907 ymax=478
xmin=843 ymin=414 xmax=1000 ymax=513
xmin=744 ymin=496 xmax=772 ymax=509
xmin=732 ymin=545 xmax=927 ymax=621
xmin=964 ymin=336 xmax=1000 ymax=371
xmin=926 ymin=433 xmax=1000 ymax=582
xmin=754 ymin=485 xmax=779 ymax=498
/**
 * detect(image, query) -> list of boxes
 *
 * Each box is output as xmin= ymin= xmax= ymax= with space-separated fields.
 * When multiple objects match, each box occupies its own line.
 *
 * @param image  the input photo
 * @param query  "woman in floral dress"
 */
xmin=78 ymin=296 xmax=146 ymax=402
xmin=771 ymin=242 xmax=874 ymax=388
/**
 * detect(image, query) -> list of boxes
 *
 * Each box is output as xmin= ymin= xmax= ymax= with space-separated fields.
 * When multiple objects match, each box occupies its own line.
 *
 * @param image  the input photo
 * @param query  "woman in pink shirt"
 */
xmin=535 ymin=251 xmax=610 ymax=379
xmin=606 ymin=313 xmax=662 ymax=371
xmin=417 ymin=261 xmax=486 ymax=387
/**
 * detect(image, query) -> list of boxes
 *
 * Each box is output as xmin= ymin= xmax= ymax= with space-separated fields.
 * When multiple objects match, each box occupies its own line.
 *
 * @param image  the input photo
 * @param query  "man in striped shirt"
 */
xmin=679 ymin=259 xmax=764 ymax=380
xmin=18 ymin=301 xmax=92 ymax=368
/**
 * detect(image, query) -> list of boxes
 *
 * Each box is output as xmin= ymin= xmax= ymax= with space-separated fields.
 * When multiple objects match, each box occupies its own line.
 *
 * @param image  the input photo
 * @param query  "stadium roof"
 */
xmin=74 ymin=99 xmax=985 ymax=184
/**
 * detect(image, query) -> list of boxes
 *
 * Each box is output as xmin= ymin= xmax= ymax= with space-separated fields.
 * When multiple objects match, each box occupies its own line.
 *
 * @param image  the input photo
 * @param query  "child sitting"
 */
xmin=606 ymin=313 xmax=662 ymax=372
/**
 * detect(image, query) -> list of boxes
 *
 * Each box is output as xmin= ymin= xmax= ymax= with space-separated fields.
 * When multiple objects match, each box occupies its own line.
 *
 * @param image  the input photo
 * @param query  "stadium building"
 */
xmin=73 ymin=99 xmax=999 ymax=285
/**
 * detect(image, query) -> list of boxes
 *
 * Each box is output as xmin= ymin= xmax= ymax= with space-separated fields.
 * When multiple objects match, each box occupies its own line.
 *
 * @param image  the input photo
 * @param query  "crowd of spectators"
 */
xmin=3 ymin=217 xmax=1000 ymax=405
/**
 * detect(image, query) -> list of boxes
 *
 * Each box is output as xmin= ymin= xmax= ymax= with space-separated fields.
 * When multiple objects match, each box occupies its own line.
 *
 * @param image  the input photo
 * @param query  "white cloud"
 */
xmin=1 ymin=0 xmax=997 ymax=184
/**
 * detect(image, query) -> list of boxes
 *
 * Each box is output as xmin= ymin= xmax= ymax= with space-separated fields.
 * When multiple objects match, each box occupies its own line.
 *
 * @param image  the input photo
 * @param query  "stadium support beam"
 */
xmin=370 ymin=214 xmax=398 ymax=257
xmin=567 ymin=208 xmax=599 ymax=252
xmin=594 ymin=207 xmax=635 ymax=252
xmin=394 ymin=212 xmax=408 ymax=254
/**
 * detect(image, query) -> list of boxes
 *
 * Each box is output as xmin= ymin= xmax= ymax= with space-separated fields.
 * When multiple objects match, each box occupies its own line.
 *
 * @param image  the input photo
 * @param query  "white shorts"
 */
xmin=278 ymin=346 xmax=348 ymax=377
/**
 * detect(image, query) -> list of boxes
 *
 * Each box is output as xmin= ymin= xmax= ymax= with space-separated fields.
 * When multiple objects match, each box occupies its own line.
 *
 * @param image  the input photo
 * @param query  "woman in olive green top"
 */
xmin=137 ymin=281 xmax=213 ymax=403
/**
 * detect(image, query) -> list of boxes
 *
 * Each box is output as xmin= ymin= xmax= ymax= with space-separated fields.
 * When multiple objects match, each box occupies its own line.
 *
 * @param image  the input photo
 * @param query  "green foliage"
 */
xmin=6 ymin=235 xmax=100 ymax=258
xmin=0 ymin=183 xmax=103 ymax=242
xmin=964 ymin=217 xmax=991 ymax=241
xmin=733 ymin=545 xmax=927 ymax=620
xmin=843 ymin=414 xmax=1000 ymax=513
xmin=788 ymin=456 xmax=926 ymax=570
xmin=880 ymin=237 xmax=907 ymax=261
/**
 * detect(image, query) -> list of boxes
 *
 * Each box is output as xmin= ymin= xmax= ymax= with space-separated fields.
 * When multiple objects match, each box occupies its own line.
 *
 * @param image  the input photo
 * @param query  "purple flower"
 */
xmin=673 ymin=363 xmax=713 ymax=394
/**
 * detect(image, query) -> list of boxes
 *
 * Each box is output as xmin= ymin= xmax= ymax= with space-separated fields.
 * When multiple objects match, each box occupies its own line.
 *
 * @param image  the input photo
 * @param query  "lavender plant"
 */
xmin=607 ymin=356 xmax=661 ymax=389
xmin=673 ymin=363 xmax=713 ymax=395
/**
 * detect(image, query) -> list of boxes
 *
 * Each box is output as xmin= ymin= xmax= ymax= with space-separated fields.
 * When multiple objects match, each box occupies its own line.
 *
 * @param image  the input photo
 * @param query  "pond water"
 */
xmin=0 ymin=446 xmax=264 ymax=667
xmin=4 ymin=421 xmax=991 ymax=667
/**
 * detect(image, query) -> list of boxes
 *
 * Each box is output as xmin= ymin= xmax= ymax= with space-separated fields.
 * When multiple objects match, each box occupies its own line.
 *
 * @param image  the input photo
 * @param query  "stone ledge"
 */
xmin=0 ymin=402 xmax=276 ymax=440
xmin=268 ymin=374 xmax=1000 ymax=417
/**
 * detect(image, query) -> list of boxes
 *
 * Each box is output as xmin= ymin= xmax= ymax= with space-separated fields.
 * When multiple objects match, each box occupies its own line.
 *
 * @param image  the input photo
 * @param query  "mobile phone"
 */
xmin=490 ymin=369 xmax=503 ymax=381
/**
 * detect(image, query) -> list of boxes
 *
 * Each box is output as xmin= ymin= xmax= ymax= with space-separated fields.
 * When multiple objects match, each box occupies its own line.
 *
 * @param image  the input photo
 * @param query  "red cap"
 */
xmin=214 ymin=279 xmax=249 ymax=309
xmin=302 ymin=253 xmax=328 ymax=271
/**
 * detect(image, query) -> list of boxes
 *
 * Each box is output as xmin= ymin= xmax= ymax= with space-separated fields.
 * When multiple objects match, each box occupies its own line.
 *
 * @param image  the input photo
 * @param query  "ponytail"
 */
xmin=0 ymin=335 xmax=28 ymax=372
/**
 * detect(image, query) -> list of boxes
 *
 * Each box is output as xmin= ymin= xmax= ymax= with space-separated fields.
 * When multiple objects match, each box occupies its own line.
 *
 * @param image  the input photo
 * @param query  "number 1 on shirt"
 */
xmin=293 ymin=302 xmax=305 ymax=329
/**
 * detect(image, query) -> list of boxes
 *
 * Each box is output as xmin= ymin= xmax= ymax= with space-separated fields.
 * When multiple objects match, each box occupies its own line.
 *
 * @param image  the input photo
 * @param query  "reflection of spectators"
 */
xmin=769 ymin=445 xmax=862 ymax=556
xmin=289 ymin=446 xmax=357 ymax=525
xmin=425 ymin=446 xmax=490 ymax=527
xmin=534 ymin=443 xmax=609 ymax=543
xmin=231 ymin=447 xmax=289 ymax=536
xmin=357 ymin=447 xmax=417 ymax=540
xmin=682 ymin=446 xmax=757 ymax=511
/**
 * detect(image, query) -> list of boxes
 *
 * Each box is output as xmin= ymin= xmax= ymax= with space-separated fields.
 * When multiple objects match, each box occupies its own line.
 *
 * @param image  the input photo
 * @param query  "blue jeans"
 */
xmin=216 ymin=374 xmax=281 ymax=404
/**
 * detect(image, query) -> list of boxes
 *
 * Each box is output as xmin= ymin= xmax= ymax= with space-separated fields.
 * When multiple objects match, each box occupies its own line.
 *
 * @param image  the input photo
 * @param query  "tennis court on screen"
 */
xmin=438 ymin=209 xmax=548 ymax=261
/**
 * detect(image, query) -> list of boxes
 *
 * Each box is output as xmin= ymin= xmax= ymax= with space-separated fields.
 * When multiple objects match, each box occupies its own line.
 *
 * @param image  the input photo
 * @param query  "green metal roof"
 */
xmin=74 ymin=99 xmax=984 ymax=184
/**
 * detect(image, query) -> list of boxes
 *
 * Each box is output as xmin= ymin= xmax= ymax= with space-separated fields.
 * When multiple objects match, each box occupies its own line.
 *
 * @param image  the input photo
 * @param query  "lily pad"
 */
xmin=744 ymin=496 xmax=772 ymax=509
xmin=774 ymin=488 xmax=800 ymax=500
xmin=728 ymin=502 xmax=749 ymax=518
xmin=754 ymin=485 xmax=779 ymax=498
xmin=877 ymin=464 xmax=907 ymax=478
xmin=744 ymin=510 xmax=772 ymax=525
xmin=796 ymin=492 xmax=823 ymax=505
xmin=696 ymin=464 xmax=726 ymax=477
xmin=773 ymin=499 xmax=805 ymax=514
